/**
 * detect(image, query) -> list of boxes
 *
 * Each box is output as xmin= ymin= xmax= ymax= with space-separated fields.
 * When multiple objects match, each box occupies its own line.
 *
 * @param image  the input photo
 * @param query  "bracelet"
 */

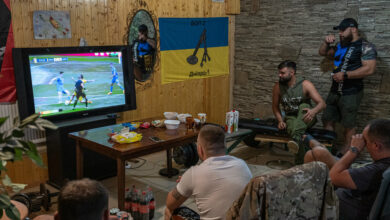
xmin=350 ymin=146 xmax=359 ymax=154
xmin=344 ymin=72 xmax=348 ymax=80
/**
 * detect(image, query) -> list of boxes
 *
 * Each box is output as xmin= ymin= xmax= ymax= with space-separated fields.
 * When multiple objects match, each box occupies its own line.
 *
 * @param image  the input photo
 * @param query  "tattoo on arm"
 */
xmin=172 ymin=187 xmax=183 ymax=200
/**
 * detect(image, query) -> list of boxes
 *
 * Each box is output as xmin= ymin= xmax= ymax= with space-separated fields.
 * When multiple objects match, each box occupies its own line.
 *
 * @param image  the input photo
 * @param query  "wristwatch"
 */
xmin=350 ymin=146 xmax=359 ymax=154
xmin=343 ymin=72 xmax=348 ymax=80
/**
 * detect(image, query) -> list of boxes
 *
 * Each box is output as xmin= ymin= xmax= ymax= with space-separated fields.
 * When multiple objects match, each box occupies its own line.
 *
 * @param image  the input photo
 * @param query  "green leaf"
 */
xmin=26 ymin=124 xmax=39 ymax=130
xmin=5 ymin=139 xmax=21 ymax=148
xmin=11 ymin=129 xmax=24 ymax=138
xmin=13 ymin=148 xmax=23 ymax=161
xmin=0 ymin=161 xmax=6 ymax=172
xmin=0 ymin=194 xmax=11 ymax=209
xmin=35 ymin=118 xmax=57 ymax=130
xmin=5 ymin=204 xmax=20 ymax=220
xmin=19 ymin=140 xmax=30 ymax=150
xmin=19 ymin=114 xmax=39 ymax=128
xmin=2 ymin=175 xmax=26 ymax=193
xmin=0 ymin=117 xmax=8 ymax=129
xmin=13 ymin=117 xmax=19 ymax=128
xmin=0 ymin=209 xmax=3 ymax=219
xmin=33 ymin=121 xmax=44 ymax=130
xmin=0 ymin=151 xmax=14 ymax=161
xmin=26 ymin=143 xmax=43 ymax=167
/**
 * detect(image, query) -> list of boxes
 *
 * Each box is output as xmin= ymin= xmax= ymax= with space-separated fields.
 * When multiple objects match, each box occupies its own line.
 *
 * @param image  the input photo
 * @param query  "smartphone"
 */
xmin=149 ymin=136 xmax=163 ymax=142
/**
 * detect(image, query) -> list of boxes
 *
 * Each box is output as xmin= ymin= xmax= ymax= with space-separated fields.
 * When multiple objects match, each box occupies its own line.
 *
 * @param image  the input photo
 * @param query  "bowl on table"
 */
xmin=164 ymin=112 xmax=178 ymax=120
xmin=164 ymin=120 xmax=180 ymax=130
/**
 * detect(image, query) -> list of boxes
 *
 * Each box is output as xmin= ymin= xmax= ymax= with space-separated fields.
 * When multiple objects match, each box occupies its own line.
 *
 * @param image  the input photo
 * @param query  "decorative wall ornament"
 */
xmin=124 ymin=2 xmax=159 ymax=91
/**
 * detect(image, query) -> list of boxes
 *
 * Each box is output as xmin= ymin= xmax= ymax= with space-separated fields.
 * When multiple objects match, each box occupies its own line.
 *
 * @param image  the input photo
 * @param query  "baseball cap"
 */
xmin=333 ymin=18 xmax=358 ymax=31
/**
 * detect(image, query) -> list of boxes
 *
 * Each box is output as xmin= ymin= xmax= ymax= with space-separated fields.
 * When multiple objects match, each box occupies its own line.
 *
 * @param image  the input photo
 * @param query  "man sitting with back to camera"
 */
xmin=304 ymin=118 xmax=390 ymax=220
xmin=272 ymin=60 xmax=326 ymax=164
xmin=164 ymin=124 xmax=253 ymax=220
xmin=54 ymin=178 xmax=116 ymax=220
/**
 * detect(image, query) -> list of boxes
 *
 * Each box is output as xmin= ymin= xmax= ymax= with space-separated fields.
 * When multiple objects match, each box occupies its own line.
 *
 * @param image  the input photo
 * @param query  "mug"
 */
xmin=198 ymin=113 xmax=206 ymax=124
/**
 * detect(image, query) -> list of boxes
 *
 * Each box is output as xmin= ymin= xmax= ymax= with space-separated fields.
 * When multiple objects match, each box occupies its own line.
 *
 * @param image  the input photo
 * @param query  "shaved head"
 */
xmin=198 ymin=125 xmax=226 ymax=156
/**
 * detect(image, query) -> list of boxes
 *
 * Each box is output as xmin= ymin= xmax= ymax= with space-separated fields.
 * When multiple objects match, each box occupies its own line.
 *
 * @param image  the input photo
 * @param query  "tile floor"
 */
xmin=27 ymin=141 xmax=296 ymax=219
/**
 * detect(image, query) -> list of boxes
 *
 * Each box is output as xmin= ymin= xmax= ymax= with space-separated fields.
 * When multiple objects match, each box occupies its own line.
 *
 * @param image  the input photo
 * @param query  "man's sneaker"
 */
xmin=287 ymin=140 xmax=299 ymax=154
xmin=107 ymin=92 xmax=112 ymax=95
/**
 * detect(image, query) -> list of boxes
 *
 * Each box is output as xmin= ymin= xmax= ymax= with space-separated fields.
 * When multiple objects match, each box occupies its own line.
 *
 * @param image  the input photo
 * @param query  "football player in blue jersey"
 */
xmin=107 ymin=63 xmax=124 ymax=95
xmin=49 ymin=71 xmax=70 ymax=104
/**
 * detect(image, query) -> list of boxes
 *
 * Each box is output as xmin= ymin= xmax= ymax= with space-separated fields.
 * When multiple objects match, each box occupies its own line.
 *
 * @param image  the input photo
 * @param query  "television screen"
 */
xmin=13 ymin=46 xmax=136 ymax=122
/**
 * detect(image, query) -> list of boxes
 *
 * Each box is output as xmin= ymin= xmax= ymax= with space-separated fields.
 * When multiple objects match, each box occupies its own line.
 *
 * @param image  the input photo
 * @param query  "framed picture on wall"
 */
xmin=33 ymin=10 xmax=71 ymax=39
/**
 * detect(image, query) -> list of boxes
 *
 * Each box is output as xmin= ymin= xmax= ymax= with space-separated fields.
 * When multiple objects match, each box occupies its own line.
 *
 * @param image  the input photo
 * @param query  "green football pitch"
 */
xmin=30 ymin=58 xmax=126 ymax=116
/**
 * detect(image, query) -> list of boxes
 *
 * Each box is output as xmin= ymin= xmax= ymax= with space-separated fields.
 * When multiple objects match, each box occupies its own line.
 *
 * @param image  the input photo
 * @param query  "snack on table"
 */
xmin=111 ymin=132 xmax=142 ymax=144
xmin=140 ymin=122 xmax=150 ymax=129
xmin=151 ymin=119 xmax=165 ymax=128
xmin=130 ymin=122 xmax=142 ymax=129
xmin=121 ymin=122 xmax=141 ymax=131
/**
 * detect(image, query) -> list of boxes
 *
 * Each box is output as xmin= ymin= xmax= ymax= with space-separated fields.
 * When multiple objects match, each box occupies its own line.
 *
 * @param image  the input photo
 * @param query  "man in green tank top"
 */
xmin=272 ymin=60 xmax=326 ymax=164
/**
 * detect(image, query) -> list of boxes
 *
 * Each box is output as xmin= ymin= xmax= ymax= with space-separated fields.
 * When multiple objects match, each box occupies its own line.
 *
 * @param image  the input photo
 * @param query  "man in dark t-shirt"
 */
xmin=304 ymin=118 xmax=390 ymax=220
xmin=318 ymin=18 xmax=377 ymax=155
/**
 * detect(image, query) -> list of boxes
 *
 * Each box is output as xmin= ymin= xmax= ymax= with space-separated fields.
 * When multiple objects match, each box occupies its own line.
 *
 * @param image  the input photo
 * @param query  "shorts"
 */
xmin=57 ymin=86 xmax=67 ymax=94
xmin=111 ymin=76 xmax=119 ymax=84
xmin=322 ymin=90 xmax=363 ymax=128
xmin=172 ymin=206 xmax=200 ymax=220
xmin=75 ymin=90 xmax=86 ymax=98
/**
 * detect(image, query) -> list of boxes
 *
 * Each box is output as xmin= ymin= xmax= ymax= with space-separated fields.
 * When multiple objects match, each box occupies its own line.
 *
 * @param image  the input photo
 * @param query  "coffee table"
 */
xmin=69 ymin=123 xmax=198 ymax=210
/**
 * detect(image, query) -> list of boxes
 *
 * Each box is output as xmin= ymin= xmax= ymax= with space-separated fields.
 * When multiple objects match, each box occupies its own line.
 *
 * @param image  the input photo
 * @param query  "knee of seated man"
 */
xmin=305 ymin=147 xmax=329 ymax=162
xmin=298 ymin=103 xmax=311 ymax=110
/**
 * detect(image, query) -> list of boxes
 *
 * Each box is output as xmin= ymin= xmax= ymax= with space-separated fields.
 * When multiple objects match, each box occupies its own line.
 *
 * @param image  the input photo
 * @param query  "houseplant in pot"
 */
xmin=0 ymin=114 xmax=56 ymax=219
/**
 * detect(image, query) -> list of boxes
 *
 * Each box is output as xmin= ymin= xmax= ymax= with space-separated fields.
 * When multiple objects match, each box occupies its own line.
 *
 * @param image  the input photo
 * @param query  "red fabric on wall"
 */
xmin=0 ymin=0 xmax=16 ymax=103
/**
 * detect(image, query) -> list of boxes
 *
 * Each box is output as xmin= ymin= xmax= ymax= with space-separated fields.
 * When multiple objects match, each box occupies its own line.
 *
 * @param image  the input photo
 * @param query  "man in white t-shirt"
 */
xmin=165 ymin=124 xmax=253 ymax=220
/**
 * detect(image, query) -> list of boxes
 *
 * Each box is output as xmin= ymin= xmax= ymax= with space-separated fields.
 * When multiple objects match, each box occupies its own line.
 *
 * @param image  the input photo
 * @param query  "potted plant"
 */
xmin=0 ymin=114 xmax=56 ymax=219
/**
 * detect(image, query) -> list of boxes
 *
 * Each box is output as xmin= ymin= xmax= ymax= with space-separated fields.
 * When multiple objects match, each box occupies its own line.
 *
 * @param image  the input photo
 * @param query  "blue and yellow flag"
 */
xmin=159 ymin=17 xmax=229 ymax=84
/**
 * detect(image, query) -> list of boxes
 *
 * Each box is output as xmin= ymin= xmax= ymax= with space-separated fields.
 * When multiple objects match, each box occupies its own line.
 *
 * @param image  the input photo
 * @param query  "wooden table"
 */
xmin=69 ymin=123 xmax=199 ymax=210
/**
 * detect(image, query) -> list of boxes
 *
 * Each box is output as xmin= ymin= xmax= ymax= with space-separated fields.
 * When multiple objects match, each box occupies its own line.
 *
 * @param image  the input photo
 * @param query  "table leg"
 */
xmin=76 ymin=140 xmax=84 ymax=179
xmin=117 ymin=158 xmax=125 ymax=211
xmin=159 ymin=148 xmax=179 ymax=178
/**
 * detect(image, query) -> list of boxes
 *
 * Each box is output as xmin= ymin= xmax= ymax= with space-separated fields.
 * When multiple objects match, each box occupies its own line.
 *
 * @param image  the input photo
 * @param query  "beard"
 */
xmin=279 ymin=75 xmax=292 ymax=85
xmin=340 ymin=34 xmax=353 ymax=47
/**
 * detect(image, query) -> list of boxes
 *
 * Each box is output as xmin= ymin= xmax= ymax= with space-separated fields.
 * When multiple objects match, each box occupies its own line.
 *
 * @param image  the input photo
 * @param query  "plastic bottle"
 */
xmin=130 ymin=186 xmax=139 ymax=220
xmin=225 ymin=111 xmax=234 ymax=133
xmin=139 ymin=191 xmax=149 ymax=220
xmin=147 ymin=187 xmax=155 ymax=220
xmin=233 ymin=109 xmax=239 ymax=132
xmin=124 ymin=188 xmax=131 ymax=212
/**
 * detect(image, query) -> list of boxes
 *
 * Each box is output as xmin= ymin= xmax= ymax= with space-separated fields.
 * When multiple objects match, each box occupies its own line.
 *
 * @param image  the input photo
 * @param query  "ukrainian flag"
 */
xmin=159 ymin=17 xmax=229 ymax=84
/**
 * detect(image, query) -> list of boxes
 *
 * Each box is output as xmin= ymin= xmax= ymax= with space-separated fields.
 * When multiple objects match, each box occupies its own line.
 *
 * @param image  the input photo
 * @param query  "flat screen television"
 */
xmin=13 ymin=45 xmax=136 ymax=122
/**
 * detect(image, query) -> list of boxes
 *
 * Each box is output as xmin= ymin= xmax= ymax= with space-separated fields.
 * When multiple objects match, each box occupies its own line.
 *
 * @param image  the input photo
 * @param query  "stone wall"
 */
xmin=233 ymin=0 xmax=390 ymax=130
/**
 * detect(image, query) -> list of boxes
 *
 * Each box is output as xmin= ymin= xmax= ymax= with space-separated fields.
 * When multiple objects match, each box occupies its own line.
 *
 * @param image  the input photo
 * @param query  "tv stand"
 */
xmin=46 ymin=115 xmax=117 ymax=188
